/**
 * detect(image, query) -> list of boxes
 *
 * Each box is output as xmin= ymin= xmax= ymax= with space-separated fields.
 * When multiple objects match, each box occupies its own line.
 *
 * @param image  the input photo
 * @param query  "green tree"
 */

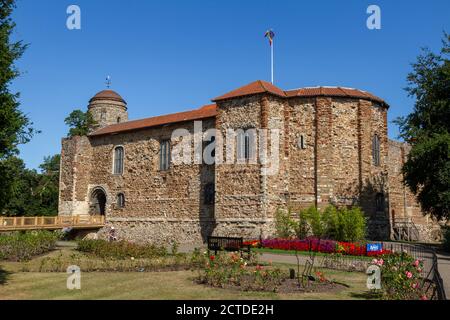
xmin=0 ymin=0 xmax=35 ymax=158
xmin=0 ymin=0 xmax=37 ymax=213
xmin=64 ymin=109 xmax=96 ymax=137
xmin=395 ymin=33 xmax=450 ymax=221
xmin=2 ymin=155 xmax=60 ymax=216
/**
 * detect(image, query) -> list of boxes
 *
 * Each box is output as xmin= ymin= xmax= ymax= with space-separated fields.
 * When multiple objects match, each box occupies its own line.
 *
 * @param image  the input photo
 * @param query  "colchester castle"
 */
xmin=58 ymin=80 xmax=443 ymax=244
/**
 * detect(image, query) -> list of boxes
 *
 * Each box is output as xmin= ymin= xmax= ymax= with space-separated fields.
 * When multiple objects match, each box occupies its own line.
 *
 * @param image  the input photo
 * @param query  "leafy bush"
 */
xmin=274 ymin=205 xmax=367 ymax=242
xmin=294 ymin=210 xmax=309 ymax=239
xmin=77 ymin=239 xmax=167 ymax=259
xmin=322 ymin=206 xmax=340 ymax=240
xmin=0 ymin=230 xmax=59 ymax=262
xmin=305 ymin=206 xmax=325 ymax=238
xmin=274 ymin=208 xmax=296 ymax=238
xmin=339 ymin=207 xmax=366 ymax=242
xmin=372 ymin=252 xmax=427 ymax=300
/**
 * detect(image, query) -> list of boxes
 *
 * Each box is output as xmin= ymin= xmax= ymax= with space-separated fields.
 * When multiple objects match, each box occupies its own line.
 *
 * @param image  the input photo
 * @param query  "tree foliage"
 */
xmin=395 ymin=33 xmax=450 ymax=220
xmin=64 ymin=109 xmax=96 ymax=137
xmin=0 ymin=155 xmax=60 ymax=216
xmin=0 ymin=0 xmax=35 ymax=159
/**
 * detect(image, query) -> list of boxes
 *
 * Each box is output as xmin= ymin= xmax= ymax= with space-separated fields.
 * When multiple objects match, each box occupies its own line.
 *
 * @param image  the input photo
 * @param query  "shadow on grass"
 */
xmin=349 ymin=291 xmax=383 ymax=300
xmin=0 ymin=266 xmax=12 ymax=285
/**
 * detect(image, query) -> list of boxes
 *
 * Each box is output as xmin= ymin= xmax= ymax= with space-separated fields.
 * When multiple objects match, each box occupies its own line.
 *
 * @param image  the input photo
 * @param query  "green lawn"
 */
xmin=0 ymin=248 xmax=372 ymax=300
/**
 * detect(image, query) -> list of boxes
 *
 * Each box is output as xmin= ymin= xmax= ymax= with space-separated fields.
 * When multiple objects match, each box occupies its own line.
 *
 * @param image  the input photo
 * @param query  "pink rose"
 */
xmin=414 ymin=259 xmax=420 ymax=267
xmin=377 ymin=259 xmax=384 ymax=266
xmin=406 ymin=271 xmax=413 ymax=279
xmin=420 ymin=295 xmax=428 ymax=300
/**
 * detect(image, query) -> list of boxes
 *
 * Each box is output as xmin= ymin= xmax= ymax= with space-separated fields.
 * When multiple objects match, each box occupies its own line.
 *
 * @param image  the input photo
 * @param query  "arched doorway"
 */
xmin=90 ymin=188 xmax=107 ymax=216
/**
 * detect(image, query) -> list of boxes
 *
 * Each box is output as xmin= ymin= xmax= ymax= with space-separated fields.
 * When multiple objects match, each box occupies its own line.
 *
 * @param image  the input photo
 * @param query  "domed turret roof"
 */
xmin=89 ymin=90 xmax=126 ymax=104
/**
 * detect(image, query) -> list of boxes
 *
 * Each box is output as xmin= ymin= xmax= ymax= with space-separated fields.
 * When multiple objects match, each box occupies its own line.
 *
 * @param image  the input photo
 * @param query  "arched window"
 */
xmin=117 ymin=193 xmax=125 ymax=208
xmin=113 ymin=146 xmax=124 ymax=175
xmin=117 ymin=117 xmax=121 ymax=123
xmin=204 ymin=183 xmax=215 ymax=205
xmin=372 ymin=134 xmax=380 ymax=166
xmin=299 ymin=135 xmax=306 ymax=149
xmin=237 ymin=128 xmax=256 ymax=161
xmin=160 ymin=140 xmax=170 ymax=171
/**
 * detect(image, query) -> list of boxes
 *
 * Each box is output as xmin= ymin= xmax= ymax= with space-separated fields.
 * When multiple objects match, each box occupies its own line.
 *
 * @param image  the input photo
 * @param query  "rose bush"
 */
xmin=372 ymin=251 xmax=426 ymax=300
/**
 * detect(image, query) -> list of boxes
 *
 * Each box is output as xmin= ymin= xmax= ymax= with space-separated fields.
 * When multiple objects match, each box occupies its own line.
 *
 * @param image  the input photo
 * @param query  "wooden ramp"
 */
xmin=0 ymin=215 xmax=105 ymax=232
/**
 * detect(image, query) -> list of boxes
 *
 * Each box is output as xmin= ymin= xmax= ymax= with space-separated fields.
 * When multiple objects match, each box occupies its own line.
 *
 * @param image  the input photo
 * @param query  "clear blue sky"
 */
xmin=10 ymin=0 xmax=450 ymax=169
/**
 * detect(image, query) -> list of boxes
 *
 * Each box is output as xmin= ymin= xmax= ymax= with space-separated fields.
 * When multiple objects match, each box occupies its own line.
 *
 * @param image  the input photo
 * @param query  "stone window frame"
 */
xmin=159 ymin=139 xmax=171 ymax=171
xmin=112 ymin=145 xmax=125 ymax=175
xmin=372 ymin=134 xmax=381 ymax=166
xmin=236 ymin=127 xmax=257 ymax=162
xmin=299 ymin=134 xmax=306 ymax=149
xmin=116 ymin=193 xmax=125 ymax=208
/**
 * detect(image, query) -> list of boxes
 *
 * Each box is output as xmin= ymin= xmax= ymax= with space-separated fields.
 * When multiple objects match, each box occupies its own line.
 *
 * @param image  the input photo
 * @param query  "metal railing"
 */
xmin=0 ymin=215 xmax=105 ymax=232
xmin=393 ymin=218 xmax=420 ymax=241
xmin=382 ymin=242 xmax=447 ymax=300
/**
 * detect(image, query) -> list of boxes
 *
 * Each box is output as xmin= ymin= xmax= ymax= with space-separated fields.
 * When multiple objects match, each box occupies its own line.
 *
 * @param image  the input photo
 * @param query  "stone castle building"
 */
xmin=58 ymin=80 xmax=443 ymax=243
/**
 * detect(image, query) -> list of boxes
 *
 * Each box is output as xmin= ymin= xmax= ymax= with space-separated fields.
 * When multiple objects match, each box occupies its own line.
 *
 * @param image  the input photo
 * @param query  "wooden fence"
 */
xmin=0 ymin=215 xmax=105 ymax=232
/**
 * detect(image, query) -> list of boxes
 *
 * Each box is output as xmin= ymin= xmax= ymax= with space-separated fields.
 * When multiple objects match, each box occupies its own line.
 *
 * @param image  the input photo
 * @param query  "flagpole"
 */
xmin=271 ymin=40 xmax=274 ymax=84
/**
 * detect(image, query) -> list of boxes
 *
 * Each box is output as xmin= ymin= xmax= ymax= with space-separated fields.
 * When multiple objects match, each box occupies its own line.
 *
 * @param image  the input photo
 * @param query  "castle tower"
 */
xmin=88 ymin=90 xmax=128 ymax=130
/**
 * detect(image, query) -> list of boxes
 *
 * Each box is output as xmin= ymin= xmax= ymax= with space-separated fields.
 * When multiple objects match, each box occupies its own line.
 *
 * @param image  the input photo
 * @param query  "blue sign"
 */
xmin=366 ymin=243 xmax=383 ymax=252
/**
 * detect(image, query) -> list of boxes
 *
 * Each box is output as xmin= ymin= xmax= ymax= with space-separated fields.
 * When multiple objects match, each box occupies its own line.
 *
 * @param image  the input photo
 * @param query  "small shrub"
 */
xmin=294 ymin=210 xmax=309 ymax=239
xmin=274 ymin=208 xmax=295 ymax=238
xmin=77 ymin=239 xmax=167 ymax=259
xmin=0 ymin=230 xmax=59 ymax=262
xmin=341 ymin=207 xmax=366 ymax=242
xmin=304 ymin=206 xmax=324 ymax=238
xmin=322 ymin=205 xmax=340 ymax=240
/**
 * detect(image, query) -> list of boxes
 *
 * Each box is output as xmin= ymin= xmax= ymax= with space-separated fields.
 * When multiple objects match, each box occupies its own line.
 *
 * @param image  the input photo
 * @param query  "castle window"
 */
xmin=372 ymin=134 xmax=380 ymax=166
xmin=375 ymin=193 xmax=385 ymax=212
xmin=160 ymin=140 xmax=170 ymax=171
xmin=100 ymin=110 xmax=106 ymax=121
xmin=237 ymin=129 xmax=256 ymax=161
xmin=113 ymin=146 xmax=124 ymax=175
xmin=299 ymin=135 xmax=306 ymax=149
xmin=117 ymin=117 xmax=121 ymax=123
xmin=117 ymin=193 xmax=125 ymax=208
xmin=204 ymin=183 xmax=215 ymax=205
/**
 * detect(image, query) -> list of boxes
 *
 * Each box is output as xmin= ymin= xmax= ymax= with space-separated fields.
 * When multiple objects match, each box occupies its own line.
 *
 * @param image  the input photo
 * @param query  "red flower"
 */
xmin=210 ymin=255 xmax=215 ymax=261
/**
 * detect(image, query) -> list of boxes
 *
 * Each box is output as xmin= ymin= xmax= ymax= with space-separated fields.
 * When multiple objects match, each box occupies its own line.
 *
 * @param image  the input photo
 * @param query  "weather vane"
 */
xmin=105 ymin=75 xmax=111 ymax=88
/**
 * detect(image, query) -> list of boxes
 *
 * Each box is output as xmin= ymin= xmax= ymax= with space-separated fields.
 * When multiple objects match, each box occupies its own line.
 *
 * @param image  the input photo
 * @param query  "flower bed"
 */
xmin=257 ymin=238 xmax=391 ymax=257
xmin=192 ymin=249 xmax=345 ymax=293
